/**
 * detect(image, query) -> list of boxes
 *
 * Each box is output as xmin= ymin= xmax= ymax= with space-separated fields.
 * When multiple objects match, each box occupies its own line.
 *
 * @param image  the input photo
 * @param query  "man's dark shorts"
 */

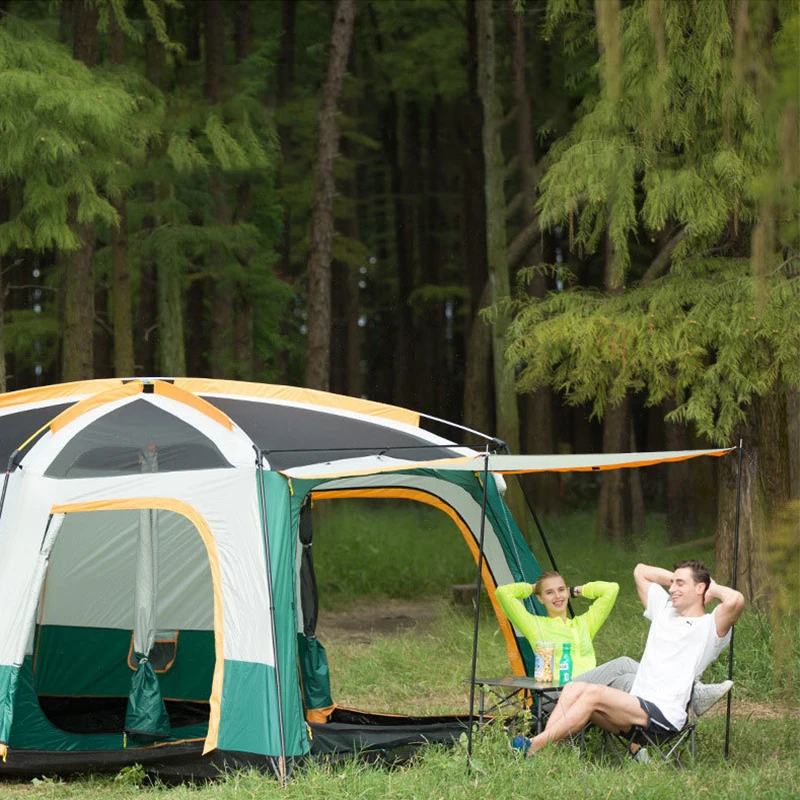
xmin=635 ymin=697 xmax=680 ymax=736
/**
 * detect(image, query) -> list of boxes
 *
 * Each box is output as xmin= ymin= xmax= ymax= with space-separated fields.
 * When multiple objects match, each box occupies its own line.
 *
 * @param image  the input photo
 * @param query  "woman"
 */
xmin=495 ymin=571 xmax=619 ymax=678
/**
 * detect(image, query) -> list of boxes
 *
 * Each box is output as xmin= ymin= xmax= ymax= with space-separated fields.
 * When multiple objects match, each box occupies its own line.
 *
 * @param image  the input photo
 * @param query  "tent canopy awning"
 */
xmin=280 ymin=447 xmax=735 ymax=480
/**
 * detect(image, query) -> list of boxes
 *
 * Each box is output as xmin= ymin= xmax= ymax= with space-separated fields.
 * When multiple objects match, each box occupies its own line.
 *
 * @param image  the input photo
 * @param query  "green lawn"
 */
xmin=2 ymin=503 xmax=797 ymax=798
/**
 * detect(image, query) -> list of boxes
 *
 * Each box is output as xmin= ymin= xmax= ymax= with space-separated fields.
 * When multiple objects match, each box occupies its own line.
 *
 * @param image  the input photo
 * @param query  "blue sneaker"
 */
xmin=511 ymin=735 xmax=531 ymax=755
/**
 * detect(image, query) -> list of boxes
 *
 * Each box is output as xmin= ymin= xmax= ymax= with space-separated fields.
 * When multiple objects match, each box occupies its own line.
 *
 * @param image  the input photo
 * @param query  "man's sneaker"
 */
xmin=511 ymin=735 xmax=531 ymax=755
xmin=692 ymin=680 xmax=733 ymax=716
xmin=632 ymin=746 xmax=651 ymax=764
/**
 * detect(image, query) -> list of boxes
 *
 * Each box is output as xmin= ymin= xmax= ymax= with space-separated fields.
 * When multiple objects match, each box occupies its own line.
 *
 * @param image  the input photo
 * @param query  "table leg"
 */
xmin=536 ymin=692 xmax=543 ymax=734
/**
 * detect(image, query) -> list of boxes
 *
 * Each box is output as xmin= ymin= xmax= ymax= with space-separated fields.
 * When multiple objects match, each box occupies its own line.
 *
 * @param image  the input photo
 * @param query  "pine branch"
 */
xmin=639 ymin=227 xmax=688 ymax=285
xmin=508 ymin=216 xmax=541 ymax=269
xmin=501 ymin=106 xmax=519 ymax=130
xmin=505 ymin=191 xmax=523 ymax=220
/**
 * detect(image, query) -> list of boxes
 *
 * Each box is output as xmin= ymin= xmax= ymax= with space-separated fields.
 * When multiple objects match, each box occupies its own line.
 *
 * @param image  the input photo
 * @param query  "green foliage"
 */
xmin=0 ymin=17 xmax=149 ymax=253
xmin=509 ymin=0 xmax=800 ymax=441
xmin=508 ymin=257 xmax=800 ymax=443
xmin=3 ymin=308 xmax=59 ymax=374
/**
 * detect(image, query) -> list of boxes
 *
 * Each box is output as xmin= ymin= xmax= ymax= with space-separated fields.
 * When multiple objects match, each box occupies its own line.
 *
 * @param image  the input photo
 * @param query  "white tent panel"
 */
xmin=284 ymin=448 xmax=734 ymax=478
xmin=0 ymin=465 xmax=276 ymax=668
xmin=40 ymin=510 xmax=213 ymax=631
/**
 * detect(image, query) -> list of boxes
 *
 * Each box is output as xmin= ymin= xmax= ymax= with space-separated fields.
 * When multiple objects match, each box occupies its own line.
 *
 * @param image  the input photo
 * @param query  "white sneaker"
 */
xmin=692 ymin=680 xmax=733 ymax=716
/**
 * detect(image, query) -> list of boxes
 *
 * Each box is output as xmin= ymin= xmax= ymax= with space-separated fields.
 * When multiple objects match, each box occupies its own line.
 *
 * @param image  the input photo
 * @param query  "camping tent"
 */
xmin=0 ymin=378 xmax=733 ymax=778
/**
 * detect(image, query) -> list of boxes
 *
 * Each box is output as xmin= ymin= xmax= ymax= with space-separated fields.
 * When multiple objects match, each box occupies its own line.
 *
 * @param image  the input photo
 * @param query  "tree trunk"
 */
xmin=331 ymin=38 xmax=361 ymax=398
xmin=508 ymin=0 xmax=559 ymax=511
xmin=394 ymin=100 xmax=420 ymax=408
xmin=61 ymin=200 xmax=95 ymax=382
xmin=0 ymin=187 xmax=7 ymax=393
xmin=596 ymin=395 xmax=645 ymax=542
xmin=663 ymin=398 xmax=697 ymax=542
xmin=419 ymin=96 xmax=446 ymax=416
xmin=463 ymin=282 xmax=494 ymax=436
xmin=93 ymin=282 xmax=112 ymax=378
xmin=108 ymin=13 xmax=134 ymax=377
xmin=476 ymin=0 xmax=520 ymax=454
xmin=596 ymin=225 xmax=644 ymax=540
xmin=462 ymin=0 xmax=488 ymax=328
xmin=62 ymin=1 xmax=99 ymax=382
xmin=204 ymin=0 xmax=235 ymax=379
xmin=304 ymin=0 xmax=356 ymax=391
xmin=110 ymin=194 xmax=134 ymax=376
xmin=277 ymin=0 xmax=296 ymax=280
xmin=135 ymin=1 xmax=166 ymax=376
xmin=157 ymin=223 xmax=186 ymax=376
xmin=716 ymin=390 xmax=791 ymax=610
xmin=233 ymin=0 xmax=255 ymax=380
xmin=460 ymin=0 xmax=490 ymax=433
xmin=788 ymin=389 xmax=800 ymax=501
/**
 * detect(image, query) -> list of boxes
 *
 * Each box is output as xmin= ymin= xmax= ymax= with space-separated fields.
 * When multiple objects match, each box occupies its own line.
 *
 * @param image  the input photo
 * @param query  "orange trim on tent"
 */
xmin=0 ymin=379 xmax=125 ymax=411
xmin=311 ymin=488 xmax=526 ymax=677
xmin=50 ymin=498 xmax=225 ymax=755
xmin=305 ymin=705 xmax=336 ymax=724
xmin=49 ymin=382 xmax=143 ymax=434
xmin=173 ymin=378 xmax=420 ymax=427
xmin=153 ymin=380 xmax=233 ymax=430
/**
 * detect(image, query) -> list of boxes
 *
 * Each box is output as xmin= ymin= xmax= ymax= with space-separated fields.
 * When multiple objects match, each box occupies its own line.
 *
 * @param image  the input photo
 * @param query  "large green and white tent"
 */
xmin=0 ymin=378 xmax=732 ymax=778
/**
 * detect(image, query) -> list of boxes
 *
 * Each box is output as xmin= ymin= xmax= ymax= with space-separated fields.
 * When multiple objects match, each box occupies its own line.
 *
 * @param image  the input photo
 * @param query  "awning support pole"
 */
xmin=466 ymin=451 xmax=491 ymax=771
xmin=724 ymin=437 xmax=744 ymax=759
xmin=255 ymin=448 xmax=288 ymax=784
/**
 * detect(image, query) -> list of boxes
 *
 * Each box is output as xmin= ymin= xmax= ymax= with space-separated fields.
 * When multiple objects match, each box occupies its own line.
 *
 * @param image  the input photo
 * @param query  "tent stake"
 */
xmin=255 ymin=449 xmax=288 ymax=784
xmin=466 ymin=451 xmax=491 ymax=772
xmin=724 ymin=438 xmax=744 ymax=760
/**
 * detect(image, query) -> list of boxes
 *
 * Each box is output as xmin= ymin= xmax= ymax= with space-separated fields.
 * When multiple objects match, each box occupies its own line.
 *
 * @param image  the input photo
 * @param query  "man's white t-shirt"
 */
xmin=629 ymin=583 xmax=731 ymax=729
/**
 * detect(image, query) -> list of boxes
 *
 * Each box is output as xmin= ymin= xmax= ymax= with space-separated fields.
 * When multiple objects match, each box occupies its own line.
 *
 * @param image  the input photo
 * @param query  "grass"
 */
xmin=2 ymin=502 xmax=798 ymax=798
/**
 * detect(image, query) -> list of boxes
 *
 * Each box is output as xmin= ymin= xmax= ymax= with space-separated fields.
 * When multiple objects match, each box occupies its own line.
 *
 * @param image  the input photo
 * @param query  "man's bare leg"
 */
xmin=527 ymin=683 xmax=649 ymax=755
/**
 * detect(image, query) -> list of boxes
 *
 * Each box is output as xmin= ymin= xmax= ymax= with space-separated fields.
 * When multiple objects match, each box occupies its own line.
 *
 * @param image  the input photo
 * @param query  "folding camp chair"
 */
xmin=602 ymin=697 xmax=697 ymax=769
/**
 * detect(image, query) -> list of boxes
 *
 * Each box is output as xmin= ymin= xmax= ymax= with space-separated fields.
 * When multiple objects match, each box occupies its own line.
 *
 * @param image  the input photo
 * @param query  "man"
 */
xmin=523 ymin=560 xmax=745 ymax=756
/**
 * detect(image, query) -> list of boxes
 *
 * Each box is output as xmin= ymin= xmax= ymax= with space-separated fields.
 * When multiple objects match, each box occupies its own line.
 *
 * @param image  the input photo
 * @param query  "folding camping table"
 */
xmin=470 ymin=676 xmax=564 ymax=734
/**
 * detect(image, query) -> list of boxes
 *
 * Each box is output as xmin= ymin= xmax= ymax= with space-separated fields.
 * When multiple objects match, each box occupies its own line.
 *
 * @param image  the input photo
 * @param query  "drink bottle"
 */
xmin=558 ymin=642 xmax=573 ymax=685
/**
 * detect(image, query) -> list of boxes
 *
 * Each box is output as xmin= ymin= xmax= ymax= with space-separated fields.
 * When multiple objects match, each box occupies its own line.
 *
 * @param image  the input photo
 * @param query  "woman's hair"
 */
xmin=533 ymin=570 xmax=564 ymax=596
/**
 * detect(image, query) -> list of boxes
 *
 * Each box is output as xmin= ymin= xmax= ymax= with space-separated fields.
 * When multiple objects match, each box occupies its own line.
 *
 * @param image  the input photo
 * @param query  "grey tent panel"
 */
xmin=0 ymin=403 xmax=75 ymax=464
xmin=204 ymin=397 xmax=462 ymax=469
xmin=45 ymin=400 xmax=233 ymax=478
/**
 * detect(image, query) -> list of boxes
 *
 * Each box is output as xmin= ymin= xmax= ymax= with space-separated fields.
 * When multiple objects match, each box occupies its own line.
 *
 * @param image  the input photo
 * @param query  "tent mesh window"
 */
xmin=44 ymin=400 xmax=233 ymax=477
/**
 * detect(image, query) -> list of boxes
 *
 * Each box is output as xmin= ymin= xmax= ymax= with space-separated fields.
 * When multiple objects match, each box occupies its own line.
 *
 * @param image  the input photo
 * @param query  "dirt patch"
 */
xmin=715 ymin=699 xmax=800 ymax=721
xmin=317 ymin=599 xmax=446 ymax=644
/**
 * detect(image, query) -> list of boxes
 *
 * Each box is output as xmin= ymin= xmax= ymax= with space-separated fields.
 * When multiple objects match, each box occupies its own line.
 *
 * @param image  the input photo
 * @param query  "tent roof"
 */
xmin=0 ymin=379 xmax=466 ymax=470
xmin=282 ymin=448 xmax=734 ymax=479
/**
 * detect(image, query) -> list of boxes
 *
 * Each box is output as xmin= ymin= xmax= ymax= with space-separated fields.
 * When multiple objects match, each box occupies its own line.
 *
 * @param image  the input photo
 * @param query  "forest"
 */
xmin=0 ymin=0 xmax=797 ymax=610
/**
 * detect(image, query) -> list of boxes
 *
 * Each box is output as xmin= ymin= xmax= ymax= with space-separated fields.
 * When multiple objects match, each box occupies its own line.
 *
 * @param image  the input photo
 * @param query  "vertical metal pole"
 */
xmin=255 ymin=449 xmax=288 ymax=783
xmin=467 ymin=452 xmax=491 ymax=771
xmin=724 ymin=438 xmax=743 ymax=760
